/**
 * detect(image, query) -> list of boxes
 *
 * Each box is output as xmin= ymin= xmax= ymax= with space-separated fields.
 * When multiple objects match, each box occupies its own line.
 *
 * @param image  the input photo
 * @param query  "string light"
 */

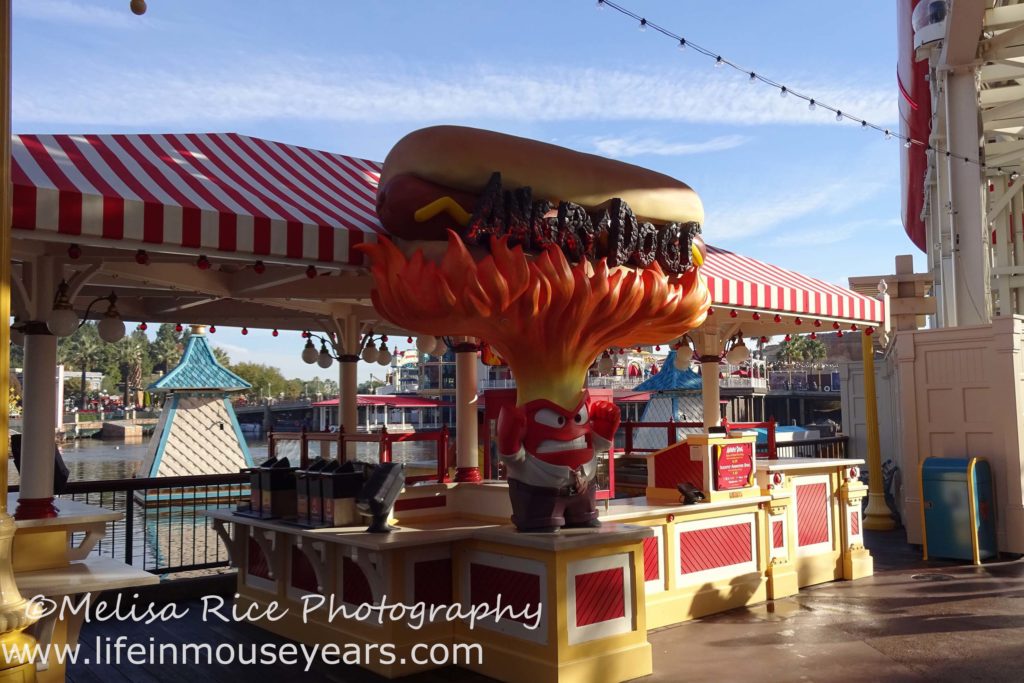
xmin=68 ymin=244 xmax=82 ymax=259
xmin=174 ymin=323 xmax=183 ymax=333
xmin=209 ymin=325 xmax=217 ymax=333
xmin=272 ymin=328 xmax=279 ymax=337
xmin=595 ymin=0 xmax=998 ymax=173
xmin=241 ymin=327 xmax=248 ymax=336
xmin=752 ymin=312 xmax=760 ymax=321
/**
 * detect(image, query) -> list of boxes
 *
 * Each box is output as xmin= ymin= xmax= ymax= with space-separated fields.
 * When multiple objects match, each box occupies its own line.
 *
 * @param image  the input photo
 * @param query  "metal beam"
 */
xmin=986 ymin=3 xmax=1024 ymax=31
xmin=983 ymin=23 xmax=1024 ymax=55
xmin=940 ymin=0 xmax=986 ymax=67
xmin=980 ymin=84 xmax=1024 ymax=106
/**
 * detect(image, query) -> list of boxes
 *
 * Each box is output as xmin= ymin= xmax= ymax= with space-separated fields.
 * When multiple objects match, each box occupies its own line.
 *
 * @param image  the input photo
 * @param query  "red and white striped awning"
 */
xmin=10 ymin=132 xmax=882 ymax=324
xmin=11 ymin=133 xmax=382 ymax=264
xmin=702 ymin=245 xmax=884 ymax=323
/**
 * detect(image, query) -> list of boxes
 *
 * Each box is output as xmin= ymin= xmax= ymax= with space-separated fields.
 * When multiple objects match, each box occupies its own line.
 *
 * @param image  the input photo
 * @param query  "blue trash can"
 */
xmin=919 ymin=457 xmax=997 ymax=564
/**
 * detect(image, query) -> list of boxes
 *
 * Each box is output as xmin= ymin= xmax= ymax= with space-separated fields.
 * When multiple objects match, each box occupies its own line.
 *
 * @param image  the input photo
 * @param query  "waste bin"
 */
xmin=920 ymin=457 xmax=996 ymax=564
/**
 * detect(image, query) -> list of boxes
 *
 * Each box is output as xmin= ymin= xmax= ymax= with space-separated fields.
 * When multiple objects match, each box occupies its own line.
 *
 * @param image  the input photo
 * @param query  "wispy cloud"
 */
xmin=14 ymin=57 xmax=895 ymax=127
xmin=706 ymin=179 xmax=888 ymax=241
xmin=591 ymin=134 xmax=749 ymax=158
xmin=14 ymin=0 xmax=143 ymax=29
xmin=769 ymin=218 xmax=902 ymax=246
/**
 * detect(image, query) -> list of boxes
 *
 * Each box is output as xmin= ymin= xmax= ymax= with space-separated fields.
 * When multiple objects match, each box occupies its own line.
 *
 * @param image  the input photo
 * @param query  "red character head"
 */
xmin=521 ymin=393 xmax=592 ymax=469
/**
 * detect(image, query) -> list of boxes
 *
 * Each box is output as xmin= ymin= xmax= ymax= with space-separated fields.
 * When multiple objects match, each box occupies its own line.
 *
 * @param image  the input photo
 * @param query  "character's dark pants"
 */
xmin=507 ymin=478 xmax=598 ymax=531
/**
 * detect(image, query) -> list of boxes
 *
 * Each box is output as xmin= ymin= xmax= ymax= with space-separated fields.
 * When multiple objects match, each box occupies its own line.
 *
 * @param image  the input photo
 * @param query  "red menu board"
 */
xmin=714 ymin=442 xmax=754 ymax=490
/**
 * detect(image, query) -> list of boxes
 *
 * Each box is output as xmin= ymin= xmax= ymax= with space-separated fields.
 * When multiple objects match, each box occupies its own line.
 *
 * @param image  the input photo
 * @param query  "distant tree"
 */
xmin=211 ymin=346 xmax=231 ymax=367
xmin=150 ymin=323 xmax=184 ymax=374
xmin=357 ymin=379 xmax=384 ymax=394
xmin=58 ymin=322 xmax=105 ymax=410
xmin=230 ymin=362 xmax=288 ymax=401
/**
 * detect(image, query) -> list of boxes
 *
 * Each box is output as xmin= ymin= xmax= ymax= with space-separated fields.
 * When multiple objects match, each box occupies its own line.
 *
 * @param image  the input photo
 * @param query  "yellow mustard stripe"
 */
xmin=413 ymin=196 xmax=471 ymax=226
xmin=691 ymin=243 xmax=704 ymax=266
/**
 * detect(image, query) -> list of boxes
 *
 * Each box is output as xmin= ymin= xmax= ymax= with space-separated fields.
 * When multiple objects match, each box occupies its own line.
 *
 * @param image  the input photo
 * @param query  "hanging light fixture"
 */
xmin=318 ymin=343 xmax=334 ymax=369
xmin=377 ymin=345 xmax=393 ymax=366
xmin=361 ymin=340 xmax=379 ymax=364
xmin=416 ymin=335 xmax=437 ymax=354
xmin=46 ymin=281 xmax=79 ymax=337
xmin=97 ymin=294 xmax=126 ymax=343
xmin=47 ymin=281 xmax=125 ymax=343
xmin=301 ymin=339 xmax=319 ymax=364
xmin=725 ymin=336 xmax=749 ymax=365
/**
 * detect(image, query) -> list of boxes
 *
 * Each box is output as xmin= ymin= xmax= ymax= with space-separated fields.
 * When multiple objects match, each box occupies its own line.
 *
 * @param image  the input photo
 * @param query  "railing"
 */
xmin=621 ymin=420 xmax=704 ymax=455
xmin=268 ymin=427 xmax=451 ymax=484
xmin=773 ymin=435 xmax=848 ymax=459
xmin=720 ymin=418 xmax=778 ymax=459
xmin=13 ymin=473 xmax=248 ymax=574
xmin=719 ymin=376 xmax=768 ymax=390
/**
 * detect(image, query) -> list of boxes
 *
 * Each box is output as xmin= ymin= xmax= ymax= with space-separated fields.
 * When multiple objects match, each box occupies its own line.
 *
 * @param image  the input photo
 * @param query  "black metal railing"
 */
xmin=14 ymin=473 xmax=247 ymax=575
xmin=772 ymin=436 xmax=848 ymax=459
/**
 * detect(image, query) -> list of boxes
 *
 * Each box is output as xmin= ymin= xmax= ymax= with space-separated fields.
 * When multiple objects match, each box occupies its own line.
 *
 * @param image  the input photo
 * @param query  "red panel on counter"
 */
xmin=290 ymin=546 xmax=319 ymax=593
xmin=414 ymin=558 xmax=452 ymax=607
xmin=772 ymin=520 xmax=785 ymax=549
xmin=247 ymin=537 xmax=271 ymax=580
xmin=469 ymin=563 xmax=540 ymax=624
xmin=653 ymin=442 xmax=703 ymax=490
xmin=679 ymin=522 xmax=752 ymax=574
xmin=643 ymin=536 xmax=660 ymax=582
xmin=575 ymin=567 xmax=626 ymax=627
xmin=342 ymin=556 xmax=374 ymax=606
xmin=796 ymin=483 xmax=830 ymax=547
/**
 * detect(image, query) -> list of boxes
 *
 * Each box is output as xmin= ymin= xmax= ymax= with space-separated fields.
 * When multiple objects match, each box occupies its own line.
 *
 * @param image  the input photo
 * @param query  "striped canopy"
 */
xmin=12 ymin=133 xmax=382 ymax=265
xmin=11 ymin=132 xmax=883 ymax=324
xmin=702 ymin=246 xmax=884 ymax=323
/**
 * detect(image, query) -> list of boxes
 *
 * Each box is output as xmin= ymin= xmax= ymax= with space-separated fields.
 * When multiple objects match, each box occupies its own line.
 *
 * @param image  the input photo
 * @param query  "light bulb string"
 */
xmin=596 ymin=0 xmax=1007 ymax=174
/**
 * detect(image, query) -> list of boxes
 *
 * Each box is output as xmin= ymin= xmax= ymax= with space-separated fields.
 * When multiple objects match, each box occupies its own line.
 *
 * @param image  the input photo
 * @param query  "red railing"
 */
xmin=268 ymin=426 xmax=451 ymax=484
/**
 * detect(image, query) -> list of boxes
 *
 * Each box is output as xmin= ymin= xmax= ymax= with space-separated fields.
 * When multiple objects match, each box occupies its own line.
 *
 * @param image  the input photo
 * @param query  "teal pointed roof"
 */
xmin=633 ymin=351 xmax=703 ymax=392
xmin=148 ymin=326 xmax=251 ymax=393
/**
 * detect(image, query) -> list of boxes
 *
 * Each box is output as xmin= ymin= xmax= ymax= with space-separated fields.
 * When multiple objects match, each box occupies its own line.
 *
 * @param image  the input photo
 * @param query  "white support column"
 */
xmin=17 ymin=256 xmax=59 ymax=519
xmin=336 ymin=315 xmax=360 ymax=460
xmin=696 ymin=330 xmax=725 ymax=431
xmin=945 ymin=68 xmax=992 ymax=325
xmin=454 ymin=339 xmax=481 ymax=482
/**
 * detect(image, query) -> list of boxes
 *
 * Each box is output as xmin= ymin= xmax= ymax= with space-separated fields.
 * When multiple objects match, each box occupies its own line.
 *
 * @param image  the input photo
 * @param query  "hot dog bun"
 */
xmin=379 ymin=125 xmax=703 ymax=228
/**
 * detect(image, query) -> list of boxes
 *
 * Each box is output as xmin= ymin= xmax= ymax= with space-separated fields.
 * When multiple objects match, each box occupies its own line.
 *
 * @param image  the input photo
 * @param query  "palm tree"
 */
xmin=803 ymin=338 xmax=828 ymax=390
xmin=58 ymin=324 xmax=104 ymax=410
xmin=115 ymin=334 xmax=147 ymax=408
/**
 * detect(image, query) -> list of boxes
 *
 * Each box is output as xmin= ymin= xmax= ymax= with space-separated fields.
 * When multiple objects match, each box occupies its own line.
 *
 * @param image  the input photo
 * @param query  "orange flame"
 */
xmin=356 ymin=231 xmax=710 ymax=408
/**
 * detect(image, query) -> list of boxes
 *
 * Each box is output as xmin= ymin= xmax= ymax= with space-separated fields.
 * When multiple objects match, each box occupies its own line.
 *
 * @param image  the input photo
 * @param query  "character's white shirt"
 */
xmin=499 ymin=435 xmax=611 ymax=489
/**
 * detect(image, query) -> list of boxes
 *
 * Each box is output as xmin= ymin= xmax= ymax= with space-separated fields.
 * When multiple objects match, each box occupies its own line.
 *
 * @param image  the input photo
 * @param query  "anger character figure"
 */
xmin=497 ymin=391 xmax=621 ymax=532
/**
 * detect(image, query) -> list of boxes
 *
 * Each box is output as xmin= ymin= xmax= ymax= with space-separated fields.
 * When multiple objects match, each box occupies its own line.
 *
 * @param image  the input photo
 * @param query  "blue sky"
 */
xmin=12 ymin=0 xmax=920 ymax=382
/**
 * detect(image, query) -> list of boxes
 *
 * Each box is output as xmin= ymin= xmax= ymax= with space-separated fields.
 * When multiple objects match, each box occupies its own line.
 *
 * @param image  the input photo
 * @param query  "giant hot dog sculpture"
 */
xmin=357 ymin=126 xmax=711 ymax=532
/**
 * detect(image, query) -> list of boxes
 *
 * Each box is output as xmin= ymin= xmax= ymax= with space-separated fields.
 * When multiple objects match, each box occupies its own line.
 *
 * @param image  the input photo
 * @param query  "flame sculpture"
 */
xmin=357 ymin=231 xmax=710 ymax=410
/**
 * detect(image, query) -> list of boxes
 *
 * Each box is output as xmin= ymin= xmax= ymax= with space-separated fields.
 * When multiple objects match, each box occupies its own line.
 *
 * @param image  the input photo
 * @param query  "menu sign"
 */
xmin=714 ymin=442 xmax=754 ymax=490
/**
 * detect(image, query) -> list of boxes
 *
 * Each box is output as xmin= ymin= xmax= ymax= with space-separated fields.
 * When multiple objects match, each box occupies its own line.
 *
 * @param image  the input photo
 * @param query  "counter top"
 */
xmin=756 ymin=457 xmax=864 ymax=472
xmin=16 ymin=556 xmax=158 ymax=597
xmin=600 ymin=495 xmax=771 ymax=522
xmin=206 ymin=510 xmax=652 ymax=552
xmin=7 ymin=494 xmax=121 ymax=529
xmin=471 ymin=523 xmax=652 ymax=551
xmin=205 ymin=509 xmax=500 ymax=551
